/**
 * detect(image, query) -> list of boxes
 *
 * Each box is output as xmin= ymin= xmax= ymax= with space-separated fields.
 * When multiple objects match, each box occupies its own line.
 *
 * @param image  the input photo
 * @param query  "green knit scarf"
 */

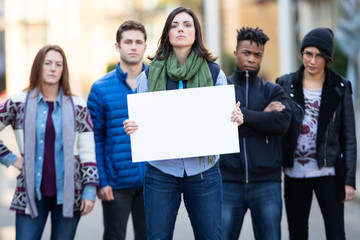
xmin=148 ymin=51 xmax=213 ymax=92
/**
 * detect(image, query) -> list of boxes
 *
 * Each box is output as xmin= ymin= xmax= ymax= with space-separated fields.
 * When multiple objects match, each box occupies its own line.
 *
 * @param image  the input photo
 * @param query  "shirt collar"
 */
xmin=37 ymin=88 xmax=62 ymax=106
xmin=116 ymin=62 xmax=146 ymax=82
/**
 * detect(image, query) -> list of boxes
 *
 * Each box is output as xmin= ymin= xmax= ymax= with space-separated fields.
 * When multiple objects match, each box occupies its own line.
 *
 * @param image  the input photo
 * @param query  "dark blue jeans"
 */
xmin=284 ymin=175 xmax=345 ymax=240
xmin=101 ymin=187 xmax=146 ymax=240
xmin=144 ymin=163 xmax=222 ymax=240
xmin=221 ymin=181 xmax=282 ymax=240
xmin=15 ymin=197 xmax=80 ymax=240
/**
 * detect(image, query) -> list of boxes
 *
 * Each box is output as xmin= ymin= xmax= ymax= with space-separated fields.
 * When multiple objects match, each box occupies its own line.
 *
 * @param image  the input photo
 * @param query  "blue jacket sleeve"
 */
xmin=87 ymin=84 xmax=109 ymax=188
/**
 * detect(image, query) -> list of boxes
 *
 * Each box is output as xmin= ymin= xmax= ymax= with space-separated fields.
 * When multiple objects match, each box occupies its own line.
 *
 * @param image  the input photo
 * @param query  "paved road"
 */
xmin=1 ymin=126 xmax=360 ymax=239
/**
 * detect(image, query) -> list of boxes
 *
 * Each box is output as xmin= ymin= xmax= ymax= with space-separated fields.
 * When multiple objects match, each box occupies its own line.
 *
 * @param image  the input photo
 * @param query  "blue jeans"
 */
xmin=102 ymin=187 xmax=146 ymax=240
xmin=221 ymin=181 xmax=282 ymax=240
xmin=144 ymin=163 xmax=222 ymax=240
xmin=16 ymin=197 xmax=80 ymax=240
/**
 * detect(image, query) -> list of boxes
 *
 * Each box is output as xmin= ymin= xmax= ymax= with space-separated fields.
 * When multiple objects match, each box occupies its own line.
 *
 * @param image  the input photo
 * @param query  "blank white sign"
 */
xmin=127 ymin=84 xmax=239 ymax=162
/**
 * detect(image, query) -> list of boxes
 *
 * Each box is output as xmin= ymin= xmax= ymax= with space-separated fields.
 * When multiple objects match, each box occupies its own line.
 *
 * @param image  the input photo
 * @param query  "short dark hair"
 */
xmin=236 ymin=27 xmax=269 ymax=51
xmin=149 ymin=7 xmax=217 ymax=62
xmin=116 ymin=20 xmax=147 ymax=43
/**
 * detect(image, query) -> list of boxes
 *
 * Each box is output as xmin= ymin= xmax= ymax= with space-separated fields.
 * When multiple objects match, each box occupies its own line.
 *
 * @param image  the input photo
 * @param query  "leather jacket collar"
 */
xmin=290 ymin=65 xmax=346 ymax=148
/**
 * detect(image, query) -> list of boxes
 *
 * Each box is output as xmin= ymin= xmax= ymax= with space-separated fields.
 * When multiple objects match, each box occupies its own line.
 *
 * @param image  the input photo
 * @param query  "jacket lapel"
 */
xmin=290 ymin=67 xmax=305 ymax=109
xmin=317 ymin=69 xmax=343 ymax=143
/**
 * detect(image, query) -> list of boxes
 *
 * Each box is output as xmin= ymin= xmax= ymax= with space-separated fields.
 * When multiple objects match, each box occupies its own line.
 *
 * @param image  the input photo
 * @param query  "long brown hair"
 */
xmin=149 ymin=7 xmax=217 ymax=62
xmin=26 ymin=44 xmax=72 ymax=96
xmin=319 ymin=48 xmax=334 ymax=70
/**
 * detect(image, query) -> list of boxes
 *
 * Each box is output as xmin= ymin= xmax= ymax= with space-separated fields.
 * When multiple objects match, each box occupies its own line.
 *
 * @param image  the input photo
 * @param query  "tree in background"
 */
xmin=335 ymin=0 xmax=360 ymax=102
xmin=335 ymin=0 xmax=360 ymax=161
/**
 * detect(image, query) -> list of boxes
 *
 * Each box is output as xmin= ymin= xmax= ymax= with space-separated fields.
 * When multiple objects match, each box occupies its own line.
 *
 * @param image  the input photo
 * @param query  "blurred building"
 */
xmin=2 ymin=0 xmax=169 ymax=98
xmin=220 ymin=0 xmax=341 ymax=81
xmin=0 ymin=0 xmax=343 ymax=100
xmin=0 ymin=0 xmax=5 ymax=102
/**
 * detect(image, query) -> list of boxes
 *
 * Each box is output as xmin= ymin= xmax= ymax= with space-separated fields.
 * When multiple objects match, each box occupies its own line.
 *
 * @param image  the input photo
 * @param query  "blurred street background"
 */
xmin=1 ymin=0 xmax=359 ymax=148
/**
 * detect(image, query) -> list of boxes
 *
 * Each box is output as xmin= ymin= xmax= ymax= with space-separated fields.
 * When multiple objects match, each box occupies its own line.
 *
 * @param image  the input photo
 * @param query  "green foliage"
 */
xmin=332 ymin=39 xmax=347 ymax=77
xmin=107 ymin=62 xmax=117 ymax=73
xmin=221 ymin=52 xmax=235 ymax=77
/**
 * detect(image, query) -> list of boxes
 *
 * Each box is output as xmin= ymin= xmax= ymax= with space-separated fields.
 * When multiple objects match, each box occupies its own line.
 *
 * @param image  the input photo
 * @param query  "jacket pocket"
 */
xmin=220 ymin=152 xmax=242 ymax=169
xmin=248 ymin=135 xmax=282 ymax=172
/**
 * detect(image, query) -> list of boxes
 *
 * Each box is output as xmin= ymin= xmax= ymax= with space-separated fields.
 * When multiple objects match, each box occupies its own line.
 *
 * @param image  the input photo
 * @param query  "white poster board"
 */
xmin=127 ymin=84 xmax=239 ymax=162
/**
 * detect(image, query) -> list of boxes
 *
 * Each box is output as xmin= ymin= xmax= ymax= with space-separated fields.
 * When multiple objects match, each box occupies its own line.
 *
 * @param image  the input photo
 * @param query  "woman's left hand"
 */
xmin=343 ymin=185 xmax=355 ymax=203
xmin=123 ymin=119 xmax=139 ymax=135
xmin=231 ymin=101 xmax=244 ymax=126
xmin=80 ymin=199 xmax=95 ymax=216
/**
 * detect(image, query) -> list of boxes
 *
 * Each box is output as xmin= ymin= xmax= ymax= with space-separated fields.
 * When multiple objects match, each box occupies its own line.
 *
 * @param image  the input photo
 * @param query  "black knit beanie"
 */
xmin=300 ymin=27 xmax=334 ymax=57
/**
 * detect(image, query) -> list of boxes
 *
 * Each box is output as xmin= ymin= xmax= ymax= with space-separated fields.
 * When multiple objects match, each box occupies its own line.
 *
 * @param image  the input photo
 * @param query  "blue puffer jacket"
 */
xmin=87 ymin=62 xmax=146 ymax=189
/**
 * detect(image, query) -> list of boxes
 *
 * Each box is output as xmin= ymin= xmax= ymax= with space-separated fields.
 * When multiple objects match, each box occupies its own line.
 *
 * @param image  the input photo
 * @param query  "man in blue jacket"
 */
xmin=220 ymin=27 xmax=291 ymax=240
xmin=87 ymin=20 xmax=147 ymax=240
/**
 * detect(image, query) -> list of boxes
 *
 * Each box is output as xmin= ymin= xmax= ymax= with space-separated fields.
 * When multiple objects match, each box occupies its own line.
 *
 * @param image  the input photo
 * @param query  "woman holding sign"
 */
xmin=123 ymin=7 xmax=243 ymax=239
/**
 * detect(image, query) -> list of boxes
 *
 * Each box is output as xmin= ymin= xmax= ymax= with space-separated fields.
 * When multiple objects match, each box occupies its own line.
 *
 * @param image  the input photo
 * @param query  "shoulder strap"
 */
xmin=207 ymin=62 xmax=220 ymax=85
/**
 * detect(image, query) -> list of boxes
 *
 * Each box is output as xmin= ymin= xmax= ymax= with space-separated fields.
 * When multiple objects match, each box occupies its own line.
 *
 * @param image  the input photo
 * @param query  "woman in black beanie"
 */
xmin=277 ymin=27 xmax=357 ymax=239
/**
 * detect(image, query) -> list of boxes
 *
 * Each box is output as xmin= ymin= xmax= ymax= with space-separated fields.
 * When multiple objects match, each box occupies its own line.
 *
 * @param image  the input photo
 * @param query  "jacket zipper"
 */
xmin=289 ymin=97 xmax=304 ymax=157
xmin=243 ymin=71 xmax=249 ymax=183
xmin=323 ymin=111 xmax=336 ymax=167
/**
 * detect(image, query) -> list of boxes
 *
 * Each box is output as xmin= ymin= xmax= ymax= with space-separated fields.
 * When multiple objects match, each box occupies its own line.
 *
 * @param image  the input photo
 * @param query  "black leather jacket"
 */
xmin=277 ymin=66 xmax=357 ymax=188
xmin=220 ymin=67 xmax=291 ymax=183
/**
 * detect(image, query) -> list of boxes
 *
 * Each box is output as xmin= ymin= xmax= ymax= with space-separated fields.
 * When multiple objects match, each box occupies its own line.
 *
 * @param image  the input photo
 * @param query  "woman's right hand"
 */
xmin=123 ymin=119 xmax=139 ymax=135
xmin=12 ymin=156 xmax=24 ymax=171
